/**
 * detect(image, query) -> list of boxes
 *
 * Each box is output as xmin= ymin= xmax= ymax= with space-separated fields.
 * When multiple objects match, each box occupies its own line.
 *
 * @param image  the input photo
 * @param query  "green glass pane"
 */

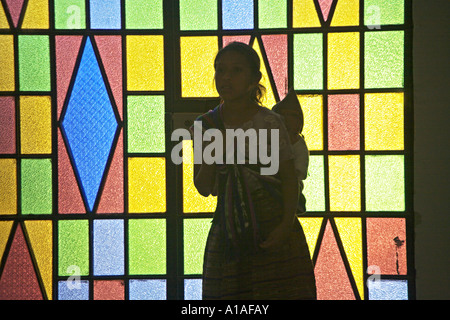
xmin=294 ymin=33 xmax=323 ymax=90
xmin=129 ymin=219 xmax=166 ymax=275
xmin=364 ymin=31 xmax=404 ymax=88
xmin=127 ymin=95 xmax=165 ymax=153
xmin=58 ymin=220 xmax=89 ymax=276
xmin=184 ymin=218 xmax=211 ymax=275
xmin=54 ymin=0 xmax=86 ymax=29
xmin=365 ymin=155 xmax=405 ymax=211
xmin=180 ymin=0 xmax=217 ymax=30
xmin=364 ymin=0 xmax=404 ymax=27
xmin=21 ymin=159 xmax=52 ymax=214
xmin=303 ymin=155 xmax=325 ymax=211
xmin=258 ymin=0 xmax=287 ymax=29
xmin=125 ymin=0 xmax=163 ymax=29
xmin=18 ymin=35 xmax=51 ymax=91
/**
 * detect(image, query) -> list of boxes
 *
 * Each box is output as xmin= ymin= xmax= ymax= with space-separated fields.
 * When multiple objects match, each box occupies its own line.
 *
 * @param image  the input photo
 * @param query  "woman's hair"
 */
xmin=214 ymin=41 xmax=266 ymax=105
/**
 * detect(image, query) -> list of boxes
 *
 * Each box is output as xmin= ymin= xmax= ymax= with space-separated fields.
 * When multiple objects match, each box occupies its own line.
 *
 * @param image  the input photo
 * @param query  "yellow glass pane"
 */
xmin=0 ymin=35 xmax=14 ymax=91
xmin=182 ymin=140 xmax=217 ymax=213
xmin=298 ymin=217 xmax=323 ymax=259
xmin=252 ymin=38 xmax=276 ymax=108
xmin=293 ymin=0 xmax=321 ymax=28
xmin=335 ymin=218 xmax=364 ymax=299
xmin=0 ymin=221 xmax=13 ymax=259
xmin=180 ymin=36 xmax=218 ymax=97
xmin=22 ymin=0 xmax=49 ymax=29
xmin=298 ymin=94 xmax=323 ymax=150
xmin=330 ymin=0 xmax=359 ymax=26
xmin=0 ymin=159 xmax=16 ymax=214
xmin=0 ymin=2 xmax=9 ymax=28
xmin=328 ymin=32 xmax=359 ymax=90
xmin=329 ymin=155 xmax=360 ymax=211
xmin=365 ymin=93 xmax=404 ymax=150
xmin=24 ymin=220 xmax=53 ymax=299
xmin=127 ymin=35 xmax=164 ymax=91
xmin=128 ymin=157 xmax=166 ymax=213
xmin=20 ymin=96 xmax=52 ymax=154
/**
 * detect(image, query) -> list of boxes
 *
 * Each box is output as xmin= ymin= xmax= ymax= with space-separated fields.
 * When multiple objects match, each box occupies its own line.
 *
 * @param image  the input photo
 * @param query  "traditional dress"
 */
xmin=192 ymin=105 xmax=316 ymax=300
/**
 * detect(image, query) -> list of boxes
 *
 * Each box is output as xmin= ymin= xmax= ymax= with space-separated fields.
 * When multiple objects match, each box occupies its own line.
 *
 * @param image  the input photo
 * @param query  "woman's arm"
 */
xmin=193 ymin=163 xmax=217 ymax=197
xmin=259 ymin=158 xmax=298 ymax=249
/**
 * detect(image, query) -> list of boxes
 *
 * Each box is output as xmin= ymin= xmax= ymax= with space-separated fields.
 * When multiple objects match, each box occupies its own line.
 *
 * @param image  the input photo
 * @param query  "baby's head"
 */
xmin=272 ymin=89 xmax=304 ymax=136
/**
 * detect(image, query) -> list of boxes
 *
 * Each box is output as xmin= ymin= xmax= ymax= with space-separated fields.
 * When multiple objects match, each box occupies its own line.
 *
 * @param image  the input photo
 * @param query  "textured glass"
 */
xmin=127 ymin=95 xmax=165 ymax=153
xmin=61 ymin=37 xmax=118 ymax=212
xmin=292 ymin=0 xmax=320 ymax=28
xmin=128 ymin=157 xmax=166 ymax=213
xmin=184 ymin=279 xmax=202 ymax=300
xmin=21 ymin=159 xmax=52 ymax=214
xmin=368 ymin=280 xmax=408 ymax=300
xmin=125 ymin=0 xmax=163 ymax=29
xmin=329 ymin=155 xmax=361 ymax=211
xmin=3 ymin=0 xmax=23 ymax=28
xmin=365 ymin=93 xmax=404 ymax=150
xmin=365 ymin=31 xmax=404 ymax=88
xmin=328 ymin=94 xmax=360 ymax=150
xmin=222 ymin=0 xmax=253 ymax=29
xmin=335 ymin=218 xmax=363 ymax=299
xmin=330 ymin=0 xmax=359 ymax=26
xmin=20 ymin=96 xmax=52 ymax=154
xmin=89 ymin=0 xmax=121 ymax=29
xmin=0 ymin=221 xmax=13 ymax=258
xmin=253 ymin=38 xmax=276 ymax=107
xmin=365 ymin=155 xmax=405 ymax=211
xmin=58 ymin=220 xmax=89 ymax=276
xmin=315 ymin=221 xmax=355 ymax=300
xmin=184 ymin=219 xmax=211 ymax=275
xmin=180 ymin=36 xmax=218 ymax=97
xmin=261 ymin=35 xmax=288 ymax=100
xmin=54 ymin=0 xmax=86 ymax=29
xmin=0 ymin=159 xmax=16 ymax=214
xmin=18 ymin=35 xmax=50 ymax=91
xmin=0 ymin=35 xmax=14 ymax=91
xmin=318 ymin=0 xmax=334 ymax=21
xmin=93 ymin=219 xmax=124 ymax=276
xmin=294 ymin=34 xmax=323 ymax=90
xmin=129 ymin=219 xmax=166 ymax=275
xmin=127 ymin=35 xmax=164 ymax=91
xmin=21 ymin=0 xmax=49 ymax=29
xmin=24 ymin=220 xmax=53 ymax=299
xmin=180 ymin=0 xmax=217 ymax=30
xmin=0 ymin=4 xmax=8 ymax=28
xmin=364 ymin=0 xmax=404 ymax=26
xmin=367 ymin=218 xmax=407 ymax=275
xmin=58 ymin=280 xmax=89 ymax=300
xmin=298 ymin=217 xmax=323 ymax=259
xmin=93 ymin=280 xmax=124 ymax=300
xmin=258 ymin=0 xmax=286 ymax=29
xmin=129 ymin=279 xmax=166 ymax=300
xmin=303 ymin=155 xmax=325 ymax=211
xmin=183 ymin=141 xmax=217 ymax=213
xmin=328 ymin=32 xmax=359 ymax=90
xmin=298 ymin=95 xmax=323 ymax=150
xmin=0 ymin=97 xmax=15 ymax=153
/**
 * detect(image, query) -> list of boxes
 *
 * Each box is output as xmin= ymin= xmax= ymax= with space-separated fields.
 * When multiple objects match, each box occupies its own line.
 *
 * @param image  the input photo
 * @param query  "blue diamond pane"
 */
xmin=62 ymin=37 xmax=118 ymax=212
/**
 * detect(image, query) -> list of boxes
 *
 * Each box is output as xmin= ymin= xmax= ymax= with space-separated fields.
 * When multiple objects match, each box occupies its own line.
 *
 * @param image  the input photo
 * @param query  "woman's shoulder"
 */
xmin=255 ymin=106 xmax=285 ymax=129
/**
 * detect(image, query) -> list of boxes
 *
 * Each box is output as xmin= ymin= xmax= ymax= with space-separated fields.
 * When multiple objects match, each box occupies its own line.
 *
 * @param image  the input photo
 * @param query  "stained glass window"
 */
xmin=0 ymin=0 xmax=413 ymax=300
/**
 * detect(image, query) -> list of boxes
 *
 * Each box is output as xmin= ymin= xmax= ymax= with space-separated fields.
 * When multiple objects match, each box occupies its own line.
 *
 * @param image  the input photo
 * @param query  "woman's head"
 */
xmin=214 ymin=42 xmax=266 ymax=105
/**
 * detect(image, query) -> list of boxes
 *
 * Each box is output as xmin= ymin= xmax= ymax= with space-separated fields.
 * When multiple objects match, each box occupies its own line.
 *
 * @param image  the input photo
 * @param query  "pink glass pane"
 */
xmin=315 ymin=221 xmax=355 ymax=300
xmin=262 ymin=34 xmax=288 ymax=100
xmin=0 ymin=96 xmax=15 ymax=154
xmin=0 ymin=224 xmax=43 ymax=300
xmin=56 ymin=36 xmax=82 ymax=119
xmin=222 ymin=35 xmax=251 ymax=47
xmin=58 ymin=129 xmax=85 ymax=214
xmin=328 ymin=94 xmax=360 ymax=150
xmin=94 ymin=35 xmax=123 ymax=119
xmin=97 ymin=130 xmax=123 ymax=214
xmin=94 ymin=280 xmax=125 ymax=300
xmin=4 ymin=0 xmax=24 ymax=27
xmin=318 ymin=0 xmax=335 ymax=22
xmin=367 ymin=218 xmax=407 ymax=275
